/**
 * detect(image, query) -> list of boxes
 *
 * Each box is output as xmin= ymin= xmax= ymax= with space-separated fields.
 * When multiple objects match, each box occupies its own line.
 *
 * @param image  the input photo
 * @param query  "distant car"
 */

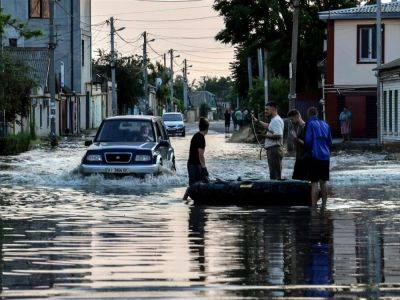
xmin=80 ymin=115 xmax=175 ymax=176
xmin=162 ymin=112 xmax=185 ymax=137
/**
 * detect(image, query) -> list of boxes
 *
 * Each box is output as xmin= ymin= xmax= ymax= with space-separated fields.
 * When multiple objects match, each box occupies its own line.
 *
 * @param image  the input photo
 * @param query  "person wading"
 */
xmin=288 ymin=109 xmax=307 ymax=180
xmin=224 ymin=109 xmax=231 ymax=133
xmin=339 ymin=106 xmax=352 ymax=142
xmin=304 ymin=107 xmax=332 ymax=206
xmin=253 ymin=102 xmax=284 ymax=180
xmin=183 ymin=117 xmax=210 ymax=200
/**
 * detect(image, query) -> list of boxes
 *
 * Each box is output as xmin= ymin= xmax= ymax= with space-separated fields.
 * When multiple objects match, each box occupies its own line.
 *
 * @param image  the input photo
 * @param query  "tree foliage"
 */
xmin=0 ymin=9 xmax=41 ymax=126
xmin=0 ymin=8 xmax=42 ymax=38
xmin=0 ymin=53 xmax=37 ymax=124
xmin=196 ymin=76 xmax=237 ymax=107
xmin=93 ymin=50 xmax=144 ymax=114
xmin=213 ymin=0 xmax=361 ymax=111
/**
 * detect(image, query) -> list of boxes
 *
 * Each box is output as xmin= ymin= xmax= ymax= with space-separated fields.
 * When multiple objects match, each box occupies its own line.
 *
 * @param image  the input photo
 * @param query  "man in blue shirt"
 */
xmin=305 ymin=107 xmax=332 ymax=206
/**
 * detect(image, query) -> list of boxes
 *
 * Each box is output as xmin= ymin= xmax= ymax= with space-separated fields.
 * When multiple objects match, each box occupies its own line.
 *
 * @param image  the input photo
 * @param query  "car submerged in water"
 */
xmin=162 ymin=112 xmax=185 ymax=137
xmin=80 ymin=116 xmax=176 ymax=176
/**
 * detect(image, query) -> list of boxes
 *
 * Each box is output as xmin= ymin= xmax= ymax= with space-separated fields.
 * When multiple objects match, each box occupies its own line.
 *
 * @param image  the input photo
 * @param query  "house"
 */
xmin=189 ymin=91 xmax=217 ymax=110
xmin=1 ymin=0 xmax=106 ymax=137
xmin=319 ymin=2 xmax=400 ymax=138
xmin=376 ymin=58 xmax=400 ymax=143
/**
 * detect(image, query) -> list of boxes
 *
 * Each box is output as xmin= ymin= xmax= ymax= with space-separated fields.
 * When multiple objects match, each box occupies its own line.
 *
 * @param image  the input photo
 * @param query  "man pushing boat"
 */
xmin=183 ymin=117 xmax=210 ymax=200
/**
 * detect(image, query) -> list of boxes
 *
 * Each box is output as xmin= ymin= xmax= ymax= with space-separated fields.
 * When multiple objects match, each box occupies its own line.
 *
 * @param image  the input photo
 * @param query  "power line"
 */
xmin=154 ymin=37 xmax=233 ymax=51
xmin=148 ymin=33 xmax=216 ymax=40
xmin=89 ymin=5 xmax=211 ymax=17
xmin=117 ymin=15 xmax=218 ymax=23
xmin=115 ymin=31 xmax=142 ymax=45
xmin=55 ymin=1 xmax=106 ymax=28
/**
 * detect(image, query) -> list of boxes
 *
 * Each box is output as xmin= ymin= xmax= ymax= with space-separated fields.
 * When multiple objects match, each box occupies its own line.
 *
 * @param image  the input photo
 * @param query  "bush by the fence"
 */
xmin=0 ymin=133 xmax=31 ymax=155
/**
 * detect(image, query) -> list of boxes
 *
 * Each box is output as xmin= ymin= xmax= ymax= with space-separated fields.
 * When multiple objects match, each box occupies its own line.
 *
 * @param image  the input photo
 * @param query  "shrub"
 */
xmin=199 ymin=103 xmax=210 ymax=118
xmin=0 ymin=133 xmax=31 ymax=155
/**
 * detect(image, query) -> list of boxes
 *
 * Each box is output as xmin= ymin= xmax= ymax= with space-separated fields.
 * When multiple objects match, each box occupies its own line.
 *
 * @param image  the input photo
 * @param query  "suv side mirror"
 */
xmin=84 ymin=140 xmax=93 ymax=146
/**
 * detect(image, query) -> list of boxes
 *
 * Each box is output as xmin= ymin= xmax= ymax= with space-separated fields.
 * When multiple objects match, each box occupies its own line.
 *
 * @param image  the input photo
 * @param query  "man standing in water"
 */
xmin=305 ymin=107 xmax=332 ymax=206
xmin=253 ymin=102 xmax=284 ymax=180
xmin=183 ymin=117 xmax=210 ymax=200
xmin=287 ymin=109 xmax=307 ymax=180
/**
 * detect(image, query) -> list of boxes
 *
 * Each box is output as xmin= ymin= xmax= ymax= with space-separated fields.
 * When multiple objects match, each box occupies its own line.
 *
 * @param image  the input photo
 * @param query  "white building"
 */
xmin=376 ymin=58 xmax=400 ymax=143
xmin=319 ymin=2 xmax=400 ymax=139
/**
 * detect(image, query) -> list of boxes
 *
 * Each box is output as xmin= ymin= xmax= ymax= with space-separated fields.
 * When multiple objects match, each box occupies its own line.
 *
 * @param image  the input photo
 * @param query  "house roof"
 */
xmin=319 ymin=1 xmax=400 ymax=20
xmin=375 ymin=58 xmax=400 ymax=72
xmin=3 ymin=47 xmax=49 ymax=88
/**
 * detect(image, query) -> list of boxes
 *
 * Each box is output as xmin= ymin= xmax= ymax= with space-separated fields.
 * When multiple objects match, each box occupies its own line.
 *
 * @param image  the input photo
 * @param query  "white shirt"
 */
xmin=264 ymin=115 xmax=284 ymax=148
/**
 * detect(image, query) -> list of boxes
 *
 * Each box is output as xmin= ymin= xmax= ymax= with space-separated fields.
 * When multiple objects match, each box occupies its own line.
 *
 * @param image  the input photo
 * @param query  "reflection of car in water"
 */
xmin=80 ymin=116 xmax=176 ymax=176
xmin=162 ymin=113 xmax=185 ymax=137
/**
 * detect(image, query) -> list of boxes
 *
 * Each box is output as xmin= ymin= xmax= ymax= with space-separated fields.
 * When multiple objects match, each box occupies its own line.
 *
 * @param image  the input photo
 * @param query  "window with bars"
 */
xmin=29 ymin=0 xmax=50 ymax=19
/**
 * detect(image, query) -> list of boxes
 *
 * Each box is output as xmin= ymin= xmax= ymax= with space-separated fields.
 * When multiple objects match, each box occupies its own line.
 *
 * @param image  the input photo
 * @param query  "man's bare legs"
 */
xmin=311 ymin=182 xmax=319 ymax=206
xmin=311 ymin=181 xmax=328 ymax=206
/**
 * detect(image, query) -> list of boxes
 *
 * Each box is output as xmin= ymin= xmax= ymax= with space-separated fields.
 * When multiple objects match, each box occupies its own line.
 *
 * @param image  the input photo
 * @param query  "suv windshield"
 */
xmin=95 ymin=120 xmax=155 ymax=143
xmin=163 ymin=114 xmax=182 ymax=122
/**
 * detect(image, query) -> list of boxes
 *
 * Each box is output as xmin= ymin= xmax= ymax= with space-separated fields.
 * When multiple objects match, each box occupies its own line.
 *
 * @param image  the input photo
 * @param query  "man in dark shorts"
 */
xmin=304 ymin=107 xmax=332 ymax=206
xmin=224 ymin=109 xmax=231 ymax=133
xmin=287 ymin=109 xmax=307 ymax=180
xmin=183 ymin=118 xmax=210 ymax=200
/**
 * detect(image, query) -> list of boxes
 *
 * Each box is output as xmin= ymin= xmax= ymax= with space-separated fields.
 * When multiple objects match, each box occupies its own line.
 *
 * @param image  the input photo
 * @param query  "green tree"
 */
xmin=93 ymin=50 xmax=143 ymax=114
xmin=148 ymin=61 xmax=170 ymax=108
xmin=0 ymin=9 xmax=41 ymax=38
xmin=0 ymin=53 xmax=37 ymax=125
xmin=213 ymin=0 xmax=360 ymax=102
xmin=0 ymin=8 xmax=41 ymax=128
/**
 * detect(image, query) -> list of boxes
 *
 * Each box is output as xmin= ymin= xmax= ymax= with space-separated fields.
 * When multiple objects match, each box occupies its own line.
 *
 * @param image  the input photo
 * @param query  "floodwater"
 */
xmin=1 ymin=122 xmax=400 ymax=299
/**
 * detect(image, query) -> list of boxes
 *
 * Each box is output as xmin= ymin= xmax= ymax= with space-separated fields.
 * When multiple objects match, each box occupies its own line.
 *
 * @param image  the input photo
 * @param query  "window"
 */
xmin=9 ymin=38 xmax=17 ymax=47
xmin=357 ymin=25 xmax=384 ymax=63
xmin=81 ymin=40 xmax=85 ymax=67
xmin=29 ymin=0 xmax=50 ymax=19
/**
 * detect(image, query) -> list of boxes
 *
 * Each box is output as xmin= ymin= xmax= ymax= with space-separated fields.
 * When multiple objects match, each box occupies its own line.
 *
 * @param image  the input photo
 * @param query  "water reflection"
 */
xmin=187 ymin=205 xmax=400 ymax=298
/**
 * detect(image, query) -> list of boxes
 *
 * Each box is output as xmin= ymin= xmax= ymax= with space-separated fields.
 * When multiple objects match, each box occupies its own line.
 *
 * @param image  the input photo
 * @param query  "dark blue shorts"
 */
xmin=308 ymin=158 xmax=330 ymax=182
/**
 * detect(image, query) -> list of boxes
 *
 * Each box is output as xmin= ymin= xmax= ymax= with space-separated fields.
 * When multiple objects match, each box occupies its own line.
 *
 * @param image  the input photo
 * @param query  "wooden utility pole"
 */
xmin=257 ymin=48 xmax=264 ymax=79
xmin=247 ymin=57 xmax=253 ymax=90
xmin=289 ymin=0 xmax=299 ymax=110
xmin=49 ymin=0 xmax=57 ymax=146
xmin=169 ymin=49 xmax=174 ymax=110
xmin=142 ymin=31 xmax=148 ymax=104
xmin=183 ymin=59 xmax=188 ymax=109
xmin=376 ymin=0 xmax=382 ymax=144
xmin=109 ymin=17 xmax=117 ymax=115
xmin=264 ymin=49 xmax=269 ymax=105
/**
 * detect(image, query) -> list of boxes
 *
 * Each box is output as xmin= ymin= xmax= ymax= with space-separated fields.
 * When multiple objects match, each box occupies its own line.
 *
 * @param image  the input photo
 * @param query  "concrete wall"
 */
xmin=334 ymin=19 xmax=400 ymax=86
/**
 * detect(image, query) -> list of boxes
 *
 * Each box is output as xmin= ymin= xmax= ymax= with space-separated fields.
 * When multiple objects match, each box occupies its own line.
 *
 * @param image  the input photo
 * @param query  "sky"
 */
xmin=91 ymin=0 xmax=235 ymax=83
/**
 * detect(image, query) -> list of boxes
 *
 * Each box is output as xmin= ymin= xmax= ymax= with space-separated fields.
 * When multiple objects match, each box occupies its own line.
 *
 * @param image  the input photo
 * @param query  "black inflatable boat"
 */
xmin=188 ymin=179 xmax=312 ymax=206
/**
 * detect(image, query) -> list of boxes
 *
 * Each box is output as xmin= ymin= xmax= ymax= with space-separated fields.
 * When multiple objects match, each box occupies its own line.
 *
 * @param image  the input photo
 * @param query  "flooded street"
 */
xmin=1 ymin=122 xmax=400 ymax=299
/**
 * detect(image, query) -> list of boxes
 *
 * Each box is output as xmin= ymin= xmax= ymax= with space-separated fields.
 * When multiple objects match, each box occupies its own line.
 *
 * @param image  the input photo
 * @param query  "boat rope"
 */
xmin=250 ymin=115 xmax=265 ymax=160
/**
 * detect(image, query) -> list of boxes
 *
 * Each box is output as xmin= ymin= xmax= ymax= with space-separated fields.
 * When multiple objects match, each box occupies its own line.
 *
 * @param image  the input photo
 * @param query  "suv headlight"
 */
xmin=86 ymin=154 xmax=102 ymax=162
xmin=135 ymin=155 xmax=151 ymax=162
